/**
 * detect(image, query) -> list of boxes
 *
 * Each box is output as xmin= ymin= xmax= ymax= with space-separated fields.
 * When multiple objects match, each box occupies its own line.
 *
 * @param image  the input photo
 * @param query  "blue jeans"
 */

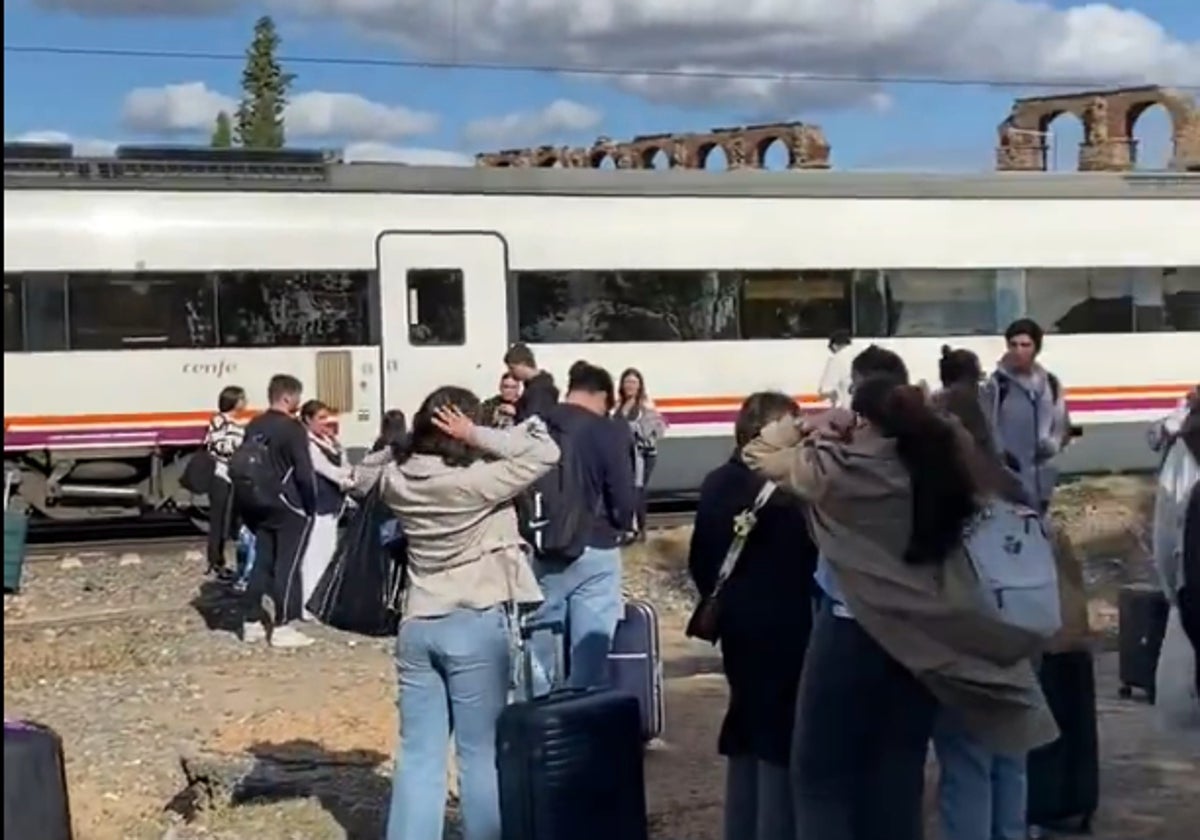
xmin=531 ymin=546 xmax=623 ymax=691
xmin=934 ymin=712 xmax=1028 ymax=840
xmin=386 ymin=606 xmax=510 ymax=840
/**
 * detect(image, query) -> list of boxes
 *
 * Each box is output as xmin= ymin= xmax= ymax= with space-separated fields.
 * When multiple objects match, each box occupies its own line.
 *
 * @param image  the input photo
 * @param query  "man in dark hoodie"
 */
xmin=504 ymin=342 xmax=559 ymax=422
xmin=237 ymin=374 xmax=319 ymax=648
xmin=532 ymin=362 xmax=635 ymax=690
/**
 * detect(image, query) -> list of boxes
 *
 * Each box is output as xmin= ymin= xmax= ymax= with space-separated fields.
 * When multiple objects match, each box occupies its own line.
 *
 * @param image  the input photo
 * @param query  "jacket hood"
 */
xmin=543 ymin=402 xmax=600 ymax=434
xmin=396 ymin=452 xmax=463 ymax=481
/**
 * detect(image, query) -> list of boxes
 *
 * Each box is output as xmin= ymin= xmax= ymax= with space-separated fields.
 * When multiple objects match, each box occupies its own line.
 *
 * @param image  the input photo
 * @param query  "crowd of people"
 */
xmin=191 ymin=325 xmax=1198 ymax=840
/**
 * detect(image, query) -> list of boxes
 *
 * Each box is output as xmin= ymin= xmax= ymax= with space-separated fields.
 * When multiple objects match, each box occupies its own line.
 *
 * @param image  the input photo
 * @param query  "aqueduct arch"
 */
xmin=996 ymin=85 xmax=1200 ymax=172
xmin=475 ymin=121 xmax=832 ymax=170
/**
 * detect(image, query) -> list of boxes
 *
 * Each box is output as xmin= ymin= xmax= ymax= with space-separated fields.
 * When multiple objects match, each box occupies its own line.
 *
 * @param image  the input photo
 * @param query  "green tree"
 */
xmin=210 ymin=111 xmax=233 ymax=148
xmin=234 ymin=15 xmax=296 ymax=149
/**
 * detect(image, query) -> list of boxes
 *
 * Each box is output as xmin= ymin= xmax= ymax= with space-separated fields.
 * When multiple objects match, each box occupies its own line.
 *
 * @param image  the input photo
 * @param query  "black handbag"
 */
xmin=685 ymin=480 xmax=776 ymax=644
xmin=180 ymin=450 xmax=216 ymax=496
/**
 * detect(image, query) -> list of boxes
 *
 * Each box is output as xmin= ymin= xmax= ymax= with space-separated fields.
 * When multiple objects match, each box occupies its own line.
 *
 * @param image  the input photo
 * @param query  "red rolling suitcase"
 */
xmin=608 ymin=599 xmax=665 ymax=741
xmin=496 ymin=620 xmax=649 ymax=840
xmin=4 ymin=719 xmax=73 ymax=840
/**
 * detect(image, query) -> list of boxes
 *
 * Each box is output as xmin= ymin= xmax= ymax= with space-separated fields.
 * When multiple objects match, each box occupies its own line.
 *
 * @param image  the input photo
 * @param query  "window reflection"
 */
xmin=68 ymin=273 xmax=215 ymax=350
xmin=1026 ymin=268 xmax=1134 ymax=334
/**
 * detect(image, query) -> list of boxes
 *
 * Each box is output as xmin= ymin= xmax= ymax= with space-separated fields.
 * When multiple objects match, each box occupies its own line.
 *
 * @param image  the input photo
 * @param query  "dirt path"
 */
xmin=3 ymin=476 xmax=1196 ymax=839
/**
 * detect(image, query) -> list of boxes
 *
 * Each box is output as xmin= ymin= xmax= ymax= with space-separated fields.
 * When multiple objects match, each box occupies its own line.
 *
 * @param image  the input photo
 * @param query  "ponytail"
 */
xmin=852 ymin=377 xmax=979 ymax=565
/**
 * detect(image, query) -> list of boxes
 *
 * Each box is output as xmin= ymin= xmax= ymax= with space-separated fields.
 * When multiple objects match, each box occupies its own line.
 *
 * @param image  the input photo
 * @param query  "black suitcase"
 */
xmin=497 ymin=620 xmax=649 ymax=840
xmin=4 ymin=719 xmax=73 ymax=840
xmin=1026 ymin=650 xmax=1100 ymax=834
xmin=607 ymin=599 xmax=665 ymax=742
xmin=1117 ymin=583 xmax=1170 ymax=702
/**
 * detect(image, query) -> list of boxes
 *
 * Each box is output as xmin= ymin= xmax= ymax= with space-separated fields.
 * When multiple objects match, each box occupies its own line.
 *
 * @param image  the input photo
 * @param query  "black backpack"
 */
xmin=228 ymin=435 xmax=280 ymax=515
xmin=516 ymin=419 xmax=592 ymax=561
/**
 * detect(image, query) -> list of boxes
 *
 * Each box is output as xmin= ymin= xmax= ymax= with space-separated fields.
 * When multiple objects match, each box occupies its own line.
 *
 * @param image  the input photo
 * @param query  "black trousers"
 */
xmin=243 ymin=507 xmax=313 ymax=626
xmin=206 ymin=477 xmax=238 ymax=572
xmin=635 ymin=454 xmax=656 ymax=533
xmin=1177 ymin=584 xmax=1200 ymax=696
xmin=791 ymin=603 xmax=937 ymax=840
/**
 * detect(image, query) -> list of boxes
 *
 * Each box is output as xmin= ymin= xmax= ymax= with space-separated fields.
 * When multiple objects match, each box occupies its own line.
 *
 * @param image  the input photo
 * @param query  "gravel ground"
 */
xmin=4 ymin=476 xmax=1196 ymax=839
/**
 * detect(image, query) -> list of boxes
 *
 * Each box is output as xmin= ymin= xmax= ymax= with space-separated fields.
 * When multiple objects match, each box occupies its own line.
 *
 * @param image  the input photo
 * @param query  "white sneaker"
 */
xmin=269 ymin=624 xmax=315 ymax=649
xmin=241 ymin=622 xmax=266 ymax=643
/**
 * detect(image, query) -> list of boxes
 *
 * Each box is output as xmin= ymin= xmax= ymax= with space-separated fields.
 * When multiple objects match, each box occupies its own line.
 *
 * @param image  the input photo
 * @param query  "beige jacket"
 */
xmin=743 ymin=419 xmax=1059 ymax=753
xmin=353 ymin=418 xmax=559 ymax=620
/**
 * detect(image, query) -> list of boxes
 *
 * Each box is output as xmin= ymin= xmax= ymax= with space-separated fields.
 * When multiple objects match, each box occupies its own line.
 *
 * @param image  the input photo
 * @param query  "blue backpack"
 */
xmin=963 ymin=500 xmax=1062 ymax=639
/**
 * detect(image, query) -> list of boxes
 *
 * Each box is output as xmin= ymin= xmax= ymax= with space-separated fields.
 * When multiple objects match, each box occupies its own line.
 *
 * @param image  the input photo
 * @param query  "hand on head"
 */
xmin=432 ymin=404 xmax=476 ymax=442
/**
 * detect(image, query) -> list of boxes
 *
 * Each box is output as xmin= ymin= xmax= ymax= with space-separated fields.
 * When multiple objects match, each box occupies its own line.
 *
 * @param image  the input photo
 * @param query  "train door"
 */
xmin=377 ymin=231 xmax=510 ymax=418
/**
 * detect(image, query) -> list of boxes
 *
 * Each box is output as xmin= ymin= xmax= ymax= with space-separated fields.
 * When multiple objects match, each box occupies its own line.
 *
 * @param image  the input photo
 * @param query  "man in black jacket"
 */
xmin=531 ymin=362 xmax=634 ymax=690
xmin=504 ymin=342 xmax=559 ymax=422
xmin=238 ymin=374 xmax=318 ymax=648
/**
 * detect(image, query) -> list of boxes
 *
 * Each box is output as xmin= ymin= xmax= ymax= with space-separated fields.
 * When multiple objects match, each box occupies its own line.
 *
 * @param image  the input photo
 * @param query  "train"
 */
xmin=3 ymin=143 xmax=1199 ymax=523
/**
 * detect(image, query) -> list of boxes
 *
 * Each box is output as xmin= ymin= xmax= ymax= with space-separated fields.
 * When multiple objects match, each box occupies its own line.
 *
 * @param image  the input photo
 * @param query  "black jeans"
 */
xmin=1178 ymin=584 xmax=1200 ymax=696
xmin=243 ymin=507 xmax=313 ymax=627
xmin=791 ymin=603 xmax=937 ymax=840
xmin=206 ymin=477 xmax=238 ymax=572
xmin=635 ymin=453 xmax=656 ymax=534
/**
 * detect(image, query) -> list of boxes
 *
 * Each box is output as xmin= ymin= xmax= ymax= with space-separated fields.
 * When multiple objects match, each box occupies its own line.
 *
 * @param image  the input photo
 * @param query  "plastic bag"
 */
xmin=306 ymin=485 xmax=405 ymax=637
xmin=1155 ymin=606 xmax=1200 ymax=735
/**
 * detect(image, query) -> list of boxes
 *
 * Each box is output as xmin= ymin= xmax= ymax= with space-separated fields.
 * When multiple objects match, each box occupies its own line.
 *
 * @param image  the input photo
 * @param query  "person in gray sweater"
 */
xmin=352 ymin=386 xmax=559 ymax=840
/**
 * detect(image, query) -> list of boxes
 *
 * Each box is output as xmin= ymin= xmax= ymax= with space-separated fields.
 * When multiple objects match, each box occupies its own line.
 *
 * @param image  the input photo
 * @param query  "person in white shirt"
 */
xmin=817 ymin=330 xmax=854 ymax=408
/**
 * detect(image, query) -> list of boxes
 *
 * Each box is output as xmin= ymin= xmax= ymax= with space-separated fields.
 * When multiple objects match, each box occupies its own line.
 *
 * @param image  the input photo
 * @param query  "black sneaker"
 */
xmin=206 ymin=565 xmax=236 ymax=583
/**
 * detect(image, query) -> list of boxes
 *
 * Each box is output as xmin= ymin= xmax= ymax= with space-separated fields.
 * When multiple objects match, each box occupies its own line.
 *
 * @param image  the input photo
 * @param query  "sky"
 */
xmin=3 ymin=0 xmax=1198 ymax=170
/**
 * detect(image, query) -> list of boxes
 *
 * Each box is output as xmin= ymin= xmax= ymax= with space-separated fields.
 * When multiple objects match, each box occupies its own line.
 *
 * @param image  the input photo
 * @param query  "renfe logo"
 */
xmin=181 ymin=360 xmax=239 ymax=378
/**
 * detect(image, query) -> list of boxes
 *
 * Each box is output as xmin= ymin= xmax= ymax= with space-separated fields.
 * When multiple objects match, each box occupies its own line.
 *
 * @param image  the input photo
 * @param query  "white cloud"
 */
xmin=119 ymin=82 xmax=438 ymax=141
xmin=36 ymin=2 xmax=1200 ymax=113
xmin=343 ymin=142 xmax=472 ymax=166
xmin=287 ymin=92 xmax=438 ymax=140
xmin=464 ymin=99 xmax=602 ymax=146
xmin=10 ymin=130 xmax=117 ymax=157
xmin=121 ymin=82 xmax=236 ymax=134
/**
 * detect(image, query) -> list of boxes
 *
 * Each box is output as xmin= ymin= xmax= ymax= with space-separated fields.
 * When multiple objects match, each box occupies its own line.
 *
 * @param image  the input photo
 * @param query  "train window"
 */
xmin=857 ymin=269 xmax=1000 ymax=337
xmin=67 ymin=273 xmax=216 ymax=350
xmin=739 ymin=271 xmax=852 ymax=339
xmin=1144 ymin=267 xmax=1200 ymax=332
xmin=406 ymin=269 xmax=465 ymax=346
xmin=1026 ymin=268 xmax=1133 ymax=334
xmin=3 ymin=275 xmax=22 ymax=352
xmin=513 ymin=269 xmax=740 ymax=342
xmin=216 ymin=270 xmax=371 ymax=347
xmin=24 ymin=274 xmax=68 ymax=351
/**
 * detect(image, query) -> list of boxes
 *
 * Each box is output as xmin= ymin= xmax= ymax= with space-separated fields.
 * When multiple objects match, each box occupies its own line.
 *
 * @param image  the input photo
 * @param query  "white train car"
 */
xmin=4 ymin=146 xmax=1199 ymax=521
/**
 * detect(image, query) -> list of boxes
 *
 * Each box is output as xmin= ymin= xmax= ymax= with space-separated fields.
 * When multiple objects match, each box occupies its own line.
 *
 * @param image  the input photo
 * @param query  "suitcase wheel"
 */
xmin=1078 ymin=812 xmax=1094 ymax=834
xmin=1118 ymin=684 xmax=1133 ymax=699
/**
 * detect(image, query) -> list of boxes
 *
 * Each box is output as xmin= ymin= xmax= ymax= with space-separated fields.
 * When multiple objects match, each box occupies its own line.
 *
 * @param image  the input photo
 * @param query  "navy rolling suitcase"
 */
xmin=608 ymin=599 xmax=665 ymax=741
xmin=497 ymin=620 xmax=649 ymax=840
xmin=4 ymin=719 xmax=73 ymax=840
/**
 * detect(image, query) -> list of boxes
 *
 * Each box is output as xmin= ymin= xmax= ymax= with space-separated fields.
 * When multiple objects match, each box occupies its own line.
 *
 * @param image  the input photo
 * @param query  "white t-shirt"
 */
xmin=818 ymin=346 xmax=854 ymax=408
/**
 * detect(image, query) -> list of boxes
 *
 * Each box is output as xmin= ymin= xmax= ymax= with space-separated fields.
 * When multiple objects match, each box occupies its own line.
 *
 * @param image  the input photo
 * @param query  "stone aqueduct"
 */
xmin=475 ymin=86 xmax=1199 ymax=173
xmin=996 ymin=85 xmax=1199 ymax=172
xmin=475 ymin=121 xmax=831 ymax=170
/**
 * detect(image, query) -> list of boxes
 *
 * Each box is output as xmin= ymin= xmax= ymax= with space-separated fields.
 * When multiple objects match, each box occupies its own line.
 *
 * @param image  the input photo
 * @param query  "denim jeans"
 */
xmin=531 ymin=546 xmax=623 ymax=691
xmin=791 ymin=603 xmax=937 ymax=840
xmin=934 ymin=711 xmax=1029 ymax=840
xmin=724 ymin=755 xmax=795 ymax=840
xmin=386 ymin=606 xmax=510 ymax=840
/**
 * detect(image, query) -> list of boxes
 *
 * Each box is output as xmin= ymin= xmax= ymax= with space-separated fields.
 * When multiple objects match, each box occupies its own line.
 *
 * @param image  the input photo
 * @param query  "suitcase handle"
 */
xmin=518 ymin=619 xmax=564 ymax=641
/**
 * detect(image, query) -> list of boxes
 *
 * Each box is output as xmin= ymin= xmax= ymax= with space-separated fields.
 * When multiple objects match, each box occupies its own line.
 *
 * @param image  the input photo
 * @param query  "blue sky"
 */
xmin=4 ymin=0 xmax=1198 ymax=169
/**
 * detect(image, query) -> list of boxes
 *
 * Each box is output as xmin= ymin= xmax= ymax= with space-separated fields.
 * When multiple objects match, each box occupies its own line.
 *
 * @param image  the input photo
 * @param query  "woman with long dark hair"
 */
xmin=688 ymin=391 xmax=817 ymax=840
xmin=615 ymin=367 xmax=666 ymax=539
xmin=743 ymin=349 xmax=1056 ymax=840
xmin=353 ymin=386 xmax=559 ymax=840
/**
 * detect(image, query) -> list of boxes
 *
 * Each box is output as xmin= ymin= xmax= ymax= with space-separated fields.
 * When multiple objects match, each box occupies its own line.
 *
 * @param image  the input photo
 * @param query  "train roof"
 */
xmin=4 ymin=142 xmax=1200 ymax=200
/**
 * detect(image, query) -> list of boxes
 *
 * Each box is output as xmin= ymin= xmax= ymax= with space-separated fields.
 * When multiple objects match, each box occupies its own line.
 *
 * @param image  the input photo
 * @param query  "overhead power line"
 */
xmin=5 ymin=43 xmax=1199 ymax=92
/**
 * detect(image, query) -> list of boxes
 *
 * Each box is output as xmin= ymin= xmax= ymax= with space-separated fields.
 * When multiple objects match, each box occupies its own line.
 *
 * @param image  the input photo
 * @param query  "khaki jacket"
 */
xmin=743 ymin=420 xmax=1059 ymax=753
